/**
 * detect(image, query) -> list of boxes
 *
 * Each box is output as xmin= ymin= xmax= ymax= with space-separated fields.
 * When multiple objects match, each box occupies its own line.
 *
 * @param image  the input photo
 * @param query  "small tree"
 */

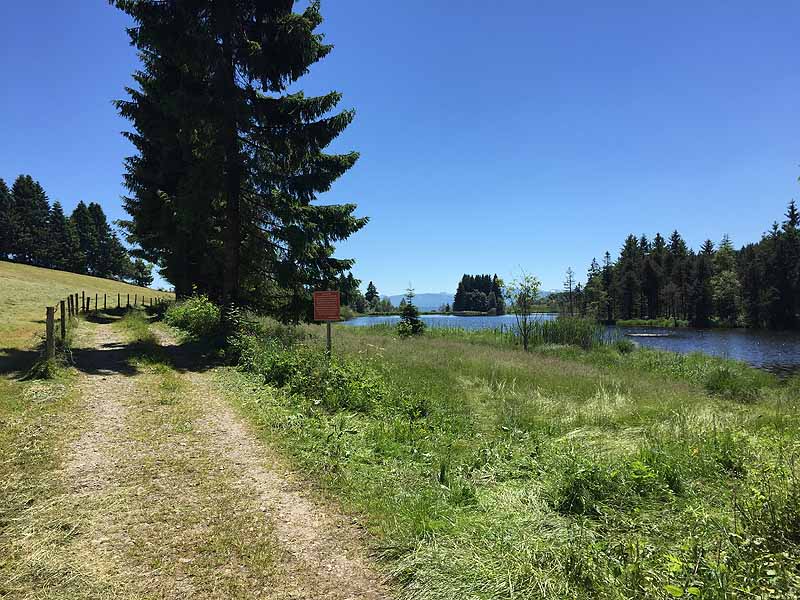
xmin=505 ymin=272 xmax=541 ymax=351
xmin=398 ymin=286 xmax=425 ymax=337
xmin=564 ymin=267 xmax=575 ymax=317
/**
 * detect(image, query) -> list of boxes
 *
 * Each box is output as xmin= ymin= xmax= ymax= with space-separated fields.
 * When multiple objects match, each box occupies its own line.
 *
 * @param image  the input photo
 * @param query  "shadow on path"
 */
xmin=1 ymin=313 xmax=220 ymax=380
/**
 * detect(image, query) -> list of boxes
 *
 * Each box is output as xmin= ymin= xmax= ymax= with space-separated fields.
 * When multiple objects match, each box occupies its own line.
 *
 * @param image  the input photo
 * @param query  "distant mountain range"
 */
xmin=387 ymin=290 xmax=556 ymax=311
xmin=387 ymin=292 xmax=453 ymax=311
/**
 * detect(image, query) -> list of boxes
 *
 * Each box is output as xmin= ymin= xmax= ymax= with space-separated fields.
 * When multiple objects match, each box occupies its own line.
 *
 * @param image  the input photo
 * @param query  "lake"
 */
xmin=343 ymin=314 xmax=800 ymax=374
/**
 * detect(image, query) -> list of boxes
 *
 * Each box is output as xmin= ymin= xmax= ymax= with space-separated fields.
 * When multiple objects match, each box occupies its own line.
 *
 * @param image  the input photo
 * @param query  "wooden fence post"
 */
xmin=95 ymin=293 xmax=99 ymax=313
xmin=118 ymin=293 xmax=121 ymax=309
xmin=46 ymin=307 xmax=55 ymax=359
xmin=135 ymin=294 xmax=138 ymax=306
xmin=82 ymin=291 xmax=85 ymax=313
xmin=60 ymin=300 xmax=66 ymax=341
xmin=104 ymin=293 xmax=107 ymax=310
xmin=67 ymin=294 xmax=72 ymax=317
xmin=127 ymin=294 xmax=130 ymax=308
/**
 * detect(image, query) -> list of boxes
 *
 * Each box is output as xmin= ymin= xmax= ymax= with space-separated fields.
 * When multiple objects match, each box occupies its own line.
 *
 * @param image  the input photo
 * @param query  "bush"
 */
xmin=614 ymin=338 xmax=636 ymax=354
xmin=165 ymin=295 xmax=221 ymax=338
xmin=231 ymin=330 xmax=387 ymax=413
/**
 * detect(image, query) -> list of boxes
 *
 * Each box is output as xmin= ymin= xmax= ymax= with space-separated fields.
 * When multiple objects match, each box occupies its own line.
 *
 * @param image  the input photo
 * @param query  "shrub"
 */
xmin=231 ymin=330 xmax=387 ymax=413
xmin=165 ymin=295 xmax=221 ymax=338
xmin=614 ymin=338 xmax=636 ymax=354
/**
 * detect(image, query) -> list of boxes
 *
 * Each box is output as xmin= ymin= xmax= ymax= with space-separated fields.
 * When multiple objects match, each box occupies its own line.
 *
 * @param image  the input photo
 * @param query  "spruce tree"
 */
xmin=113 ymin=0 xmax=365 ymax=316
xmin=365 ymin=281 xmax=379 ymax=304
xmin=46 ymin=202 xmax=81 ymax=271
xmin=11 ymin=175 xmax=50 ymax=265
xmin=0 ymin=178 xmax=13 ymax=260
xmin=71 ymin=201 xmax=98 ymax=274
xmin=131 ymin=258 xmax=154 ymax=287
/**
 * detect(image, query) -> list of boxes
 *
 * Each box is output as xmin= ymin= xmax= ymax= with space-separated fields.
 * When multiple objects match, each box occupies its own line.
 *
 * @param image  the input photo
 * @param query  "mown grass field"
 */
xmin=215 ymin=316 xmax=800 ymax=599
xmin=0 ymin=260 xmax=173 ymax=356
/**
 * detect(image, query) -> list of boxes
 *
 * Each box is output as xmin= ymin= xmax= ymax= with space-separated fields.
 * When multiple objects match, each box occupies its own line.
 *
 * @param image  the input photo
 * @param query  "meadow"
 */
xmin=0 ymin=260 xmax=173 ymax=357
xmin=209 ymin=311 xmax=800 ymax=599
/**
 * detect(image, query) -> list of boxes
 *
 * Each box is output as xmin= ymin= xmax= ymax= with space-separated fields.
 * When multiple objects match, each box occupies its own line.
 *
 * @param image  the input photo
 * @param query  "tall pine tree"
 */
xmin=0 ymin=178 xmax=13 ymax=260
xmin=113 ymin=0 xmax=365 ymax=318
xmin=10 ymin=175 xmax=50 ymax=265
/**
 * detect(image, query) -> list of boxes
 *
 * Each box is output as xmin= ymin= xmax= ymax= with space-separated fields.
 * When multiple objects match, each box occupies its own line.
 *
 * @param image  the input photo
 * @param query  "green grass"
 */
xmin=0 ymin=259 xmax=173 ymax=356
xmin=211 ymin=317 xmax=800 ymax=599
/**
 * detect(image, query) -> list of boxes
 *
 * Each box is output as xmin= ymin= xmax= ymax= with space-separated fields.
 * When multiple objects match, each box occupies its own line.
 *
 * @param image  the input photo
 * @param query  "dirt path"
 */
xmin=57 ymin=319 xmax=389 ymax=599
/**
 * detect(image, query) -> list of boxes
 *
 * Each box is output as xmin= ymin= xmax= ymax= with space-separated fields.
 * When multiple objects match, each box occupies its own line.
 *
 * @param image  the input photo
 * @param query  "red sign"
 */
xmin=313 ymin=291 xmax=341 ymax=321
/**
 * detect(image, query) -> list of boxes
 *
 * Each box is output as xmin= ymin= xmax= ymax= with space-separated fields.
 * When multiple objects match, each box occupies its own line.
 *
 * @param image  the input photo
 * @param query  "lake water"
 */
xmin=343 ymin=314 xmax=800 ymax=374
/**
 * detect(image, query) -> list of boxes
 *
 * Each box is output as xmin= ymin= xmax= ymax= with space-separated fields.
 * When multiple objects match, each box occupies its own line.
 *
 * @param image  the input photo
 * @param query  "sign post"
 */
xmin=313 ymin=291 xmax=341 ymax=356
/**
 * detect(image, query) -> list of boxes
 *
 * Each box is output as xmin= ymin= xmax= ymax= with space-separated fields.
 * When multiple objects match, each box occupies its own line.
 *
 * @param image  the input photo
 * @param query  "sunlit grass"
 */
xmin=212 ymin=316 xmax=800 ymax=599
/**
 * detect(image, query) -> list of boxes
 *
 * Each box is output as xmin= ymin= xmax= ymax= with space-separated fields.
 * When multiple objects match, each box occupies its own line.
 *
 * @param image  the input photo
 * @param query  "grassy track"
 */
xmin=218 ymin=320 xmax=800 ymax=599
xmin=0 ymin=260 xmax=173 ymax=357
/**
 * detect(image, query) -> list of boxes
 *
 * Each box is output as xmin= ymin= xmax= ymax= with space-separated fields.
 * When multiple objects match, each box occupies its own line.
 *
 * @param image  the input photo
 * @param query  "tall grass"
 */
xmin=359 ymin=317 xmax=609 ymax=350
xmin=524 ymin=317 xmax=607 ymax=350
xmin=215 ymin=319 xmax=800 ymax=599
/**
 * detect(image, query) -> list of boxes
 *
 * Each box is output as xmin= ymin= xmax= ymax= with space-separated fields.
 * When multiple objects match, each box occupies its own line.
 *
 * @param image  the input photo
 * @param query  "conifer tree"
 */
xmin=0 ymin=178 xmax=13 ymax=260
xmin=131 ymin=258 xmax=154 ymax=287
xmin=71 ymin=201 xmax=98 ymax=274
xmin=365 ymin=281 xmax=379 ymax=304
xmin=11 ymin=175 xmax=50 ymax=265
xmin=113 ymin=0 xmax=365 ymax=316
xmin=46 ymin=202 xmax=81 ymax=271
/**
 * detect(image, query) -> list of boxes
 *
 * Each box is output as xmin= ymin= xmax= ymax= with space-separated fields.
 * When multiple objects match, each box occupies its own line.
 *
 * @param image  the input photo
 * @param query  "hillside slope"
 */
xmin=0 ymin=260 xmax=173 ymax=352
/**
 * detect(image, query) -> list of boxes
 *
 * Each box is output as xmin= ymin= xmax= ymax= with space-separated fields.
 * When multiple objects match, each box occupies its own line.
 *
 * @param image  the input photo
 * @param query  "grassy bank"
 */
xmin=173 ymin=306 xmax=800 ymax=599
xmin=0 ymin=260 xmax=173 ymax=357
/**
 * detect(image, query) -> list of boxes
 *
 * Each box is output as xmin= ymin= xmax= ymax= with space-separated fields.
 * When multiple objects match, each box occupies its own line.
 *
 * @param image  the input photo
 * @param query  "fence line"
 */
xmin=41 ymin=290 xmax=170 ymax=360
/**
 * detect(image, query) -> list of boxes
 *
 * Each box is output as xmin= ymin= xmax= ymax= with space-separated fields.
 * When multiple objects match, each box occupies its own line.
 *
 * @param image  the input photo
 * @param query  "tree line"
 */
xmin=0 ymin=174 xmax=153 ymax=286
xmin=453 ymin=274 xmax=505 ymax=314
xmin=111 ymin=1 xmax=362 ymax=320
xmin=561 ymin=201 xmax=800 ymax=329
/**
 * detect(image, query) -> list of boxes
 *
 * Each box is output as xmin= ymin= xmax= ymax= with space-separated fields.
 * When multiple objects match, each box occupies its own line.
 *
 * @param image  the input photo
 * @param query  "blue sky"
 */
xmin=1 ymin=1 xmax=798 ymax=295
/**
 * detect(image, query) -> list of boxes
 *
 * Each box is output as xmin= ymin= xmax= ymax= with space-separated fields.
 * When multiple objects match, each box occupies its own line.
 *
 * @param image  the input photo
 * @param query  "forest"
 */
xmin=0 ymin=174 xmax=152 ymax=286
xmin=452 ymin=274 xmax=505 ymax=314
xmin=559 ymin=201 xmax=800 ymax=329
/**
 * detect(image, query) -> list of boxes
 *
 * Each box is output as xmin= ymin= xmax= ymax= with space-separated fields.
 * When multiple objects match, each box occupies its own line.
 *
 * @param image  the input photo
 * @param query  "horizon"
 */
xmin=1 ymin=1 xmax=798 ymax=294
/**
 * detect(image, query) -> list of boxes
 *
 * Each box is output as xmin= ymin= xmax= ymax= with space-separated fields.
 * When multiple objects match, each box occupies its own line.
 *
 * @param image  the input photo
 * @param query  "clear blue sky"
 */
xmin=1 ymin=1 xmax=798 ymax=295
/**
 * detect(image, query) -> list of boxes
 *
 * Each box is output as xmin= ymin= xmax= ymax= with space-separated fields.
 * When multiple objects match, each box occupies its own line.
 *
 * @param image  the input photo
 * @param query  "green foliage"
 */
xmin=112 ymin=0 xmax=364 ymax=313
xmin=214 ymin=318 xmax=800 ymax=599
xmin=8 ymin=175 xmax=49 ymax=266
xmin=505 ymin=272 xmax=541 ymax=351
xmin=579 ymin=200 xmax=800 ymax=331
xmin=231 ymin=329 xmax=387 ymax=414
xmin=165 ymin=295 xmax=221 ymax=338
xmin=453 ymin=274 xmax=505 ymax=314
xmin=614 ymin=338 xmax=636 ymax=354
xmin=130 ymin=258 xmax=154 ymax=287
xmin=397 ymin=287 xmax=425 ymax=337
